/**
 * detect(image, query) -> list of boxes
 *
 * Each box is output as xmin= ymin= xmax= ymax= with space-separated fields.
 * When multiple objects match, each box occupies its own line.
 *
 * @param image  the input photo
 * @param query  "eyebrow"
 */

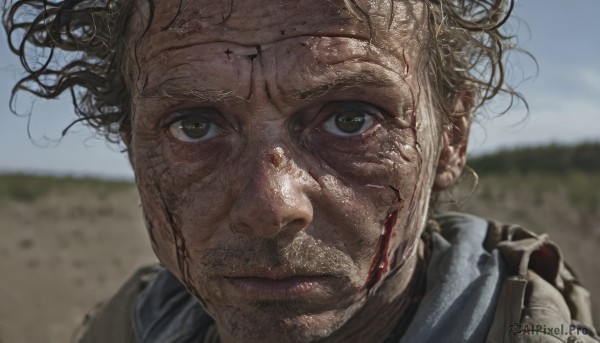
xmin=140 ymin=69 xmax=405 ymax=108
xmin=282 ymin=69 xmax=404 ymax=101
xmin=140 ymin=82 xmax=250 ymax=109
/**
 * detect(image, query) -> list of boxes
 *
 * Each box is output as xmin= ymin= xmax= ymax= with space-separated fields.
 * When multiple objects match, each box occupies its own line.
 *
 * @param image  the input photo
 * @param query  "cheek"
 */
xmin=384 ymin=118 xmax=440 ymax=277
xmin=131 ymin=136 xmax=177 ymax=263
xmin=136 ymin=169 xmax=236 ymax=305
xmin=310 ymin=108 xmax=418 ymax=170
xmin=131 ymin=128 xmax=237 ymax=293
xmin=314 ymin=124 xmax=433 ymax=289
xmin=311 ymin=124 xmax=421 ymax=208
xmin=305 ymin=128 xmax=422 ymax=280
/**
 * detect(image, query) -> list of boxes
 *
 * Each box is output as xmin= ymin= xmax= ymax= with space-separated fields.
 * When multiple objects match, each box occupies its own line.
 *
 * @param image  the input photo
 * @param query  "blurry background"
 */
xmin=1 ymin=1 xmax=599 ymax=342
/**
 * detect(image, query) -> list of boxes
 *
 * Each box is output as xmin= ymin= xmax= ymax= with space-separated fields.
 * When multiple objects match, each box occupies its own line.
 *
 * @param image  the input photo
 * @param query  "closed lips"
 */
xmin=225 ymin=275 xmax=333 ymax=300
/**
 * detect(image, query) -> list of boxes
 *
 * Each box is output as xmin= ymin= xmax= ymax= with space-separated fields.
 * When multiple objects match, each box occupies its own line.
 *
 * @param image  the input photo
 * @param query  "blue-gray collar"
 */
xmin=400 ymin=212 xmax=505 ymax=343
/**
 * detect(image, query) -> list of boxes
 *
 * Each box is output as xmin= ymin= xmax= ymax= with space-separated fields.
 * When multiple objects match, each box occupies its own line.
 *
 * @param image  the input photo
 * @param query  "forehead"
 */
xmin=128 ymin=0 xmax=426 ymax=59
xmin=127 ymin=0 xmax=429 ymax=116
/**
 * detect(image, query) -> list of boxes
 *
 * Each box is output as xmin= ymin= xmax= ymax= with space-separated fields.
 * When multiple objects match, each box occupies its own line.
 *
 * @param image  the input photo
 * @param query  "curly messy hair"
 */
xmin=3 ymin=0 xmax=522 ymax=143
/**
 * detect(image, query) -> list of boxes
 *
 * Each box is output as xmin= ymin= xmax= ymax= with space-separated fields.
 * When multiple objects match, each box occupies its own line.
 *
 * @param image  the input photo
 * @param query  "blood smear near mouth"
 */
xmin=363 ymin=210 xmax=398 ymax=294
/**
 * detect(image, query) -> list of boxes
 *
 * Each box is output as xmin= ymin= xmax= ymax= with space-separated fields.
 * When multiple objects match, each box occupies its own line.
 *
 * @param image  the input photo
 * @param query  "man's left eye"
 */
xmin=321 ymin=108 xmax=376 ymax=137
xmin=168 ymin=115 xmax=222 ymax=143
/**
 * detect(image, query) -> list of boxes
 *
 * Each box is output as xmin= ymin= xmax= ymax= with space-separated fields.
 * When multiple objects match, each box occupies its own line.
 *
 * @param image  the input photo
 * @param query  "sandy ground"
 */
xmin=0 ymin=181 xmax=598 ymax=342
xmin=0 ymin=187 xmax=157 ymax=343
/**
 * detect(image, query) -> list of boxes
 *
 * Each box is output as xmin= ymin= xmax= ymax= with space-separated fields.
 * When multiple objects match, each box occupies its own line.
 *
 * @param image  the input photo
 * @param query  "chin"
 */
xmin=211 ymin=303 xmax=356 ymax=343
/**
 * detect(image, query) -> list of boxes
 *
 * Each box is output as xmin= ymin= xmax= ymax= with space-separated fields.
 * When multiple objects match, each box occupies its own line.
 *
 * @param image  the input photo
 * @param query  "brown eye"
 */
xmin=322 ymin=109 xmax=375 ymax=137
xmin=181 ymin=117 xmax=210 ymax=138
xmin=334 ymin=112 xmax=369 ymax=134
xmin=168 ymin=115 xmax=221 ymax=142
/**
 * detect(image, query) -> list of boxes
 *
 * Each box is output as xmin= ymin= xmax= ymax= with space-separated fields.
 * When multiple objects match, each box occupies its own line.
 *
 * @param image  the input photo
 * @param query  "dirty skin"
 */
xmin=126 ymin=1 xmax=440 ymax=342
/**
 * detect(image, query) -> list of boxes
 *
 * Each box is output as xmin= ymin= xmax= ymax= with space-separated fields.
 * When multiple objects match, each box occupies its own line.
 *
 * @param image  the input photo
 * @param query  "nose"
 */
xmin=229 ymin=147 xmax=313 ymax=239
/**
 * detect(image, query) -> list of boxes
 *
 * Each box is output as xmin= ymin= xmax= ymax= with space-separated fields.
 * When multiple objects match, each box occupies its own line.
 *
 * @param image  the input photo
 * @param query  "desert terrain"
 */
xmin=0 ymin=176 xmax=157 ymax=342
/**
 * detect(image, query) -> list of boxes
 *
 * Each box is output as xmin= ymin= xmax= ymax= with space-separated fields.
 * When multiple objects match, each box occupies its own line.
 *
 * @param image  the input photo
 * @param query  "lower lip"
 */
xmin=226 ymin=276 xmax=328 ymax=300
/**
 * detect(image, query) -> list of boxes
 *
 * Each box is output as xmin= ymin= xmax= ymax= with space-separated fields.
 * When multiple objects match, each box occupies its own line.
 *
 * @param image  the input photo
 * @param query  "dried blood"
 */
xmin=363 ymin=210 xmax=398 ymax=294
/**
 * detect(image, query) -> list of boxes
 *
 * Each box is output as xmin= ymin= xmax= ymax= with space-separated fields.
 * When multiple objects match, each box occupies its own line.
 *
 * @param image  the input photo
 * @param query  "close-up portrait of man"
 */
xmin=1 ymin=0 xmax=598 ymax=342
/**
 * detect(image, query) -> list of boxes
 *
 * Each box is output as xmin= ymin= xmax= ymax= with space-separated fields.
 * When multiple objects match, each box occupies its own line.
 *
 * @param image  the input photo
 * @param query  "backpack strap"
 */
xmin=484 ymin=221 xmax=599 ymax=342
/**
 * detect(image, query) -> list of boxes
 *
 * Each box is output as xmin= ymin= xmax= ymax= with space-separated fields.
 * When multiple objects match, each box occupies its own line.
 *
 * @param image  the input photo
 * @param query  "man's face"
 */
xmin=128 ymin=0 xmax=445 ymax=341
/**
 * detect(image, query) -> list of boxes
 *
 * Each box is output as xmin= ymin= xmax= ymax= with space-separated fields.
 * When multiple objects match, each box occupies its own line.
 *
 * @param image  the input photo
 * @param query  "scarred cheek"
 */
xmin=141 ymin=176 xmax=229 ymax=309
xmin=358 ymin=183 xmax=425 ymax=297
xmin=351 ymin=146 xmax=423 ymax=294
xmin=132 ymin=135 xmax=233 ymax=300
xmin=363 ymin=209 xmax=399 ymax=294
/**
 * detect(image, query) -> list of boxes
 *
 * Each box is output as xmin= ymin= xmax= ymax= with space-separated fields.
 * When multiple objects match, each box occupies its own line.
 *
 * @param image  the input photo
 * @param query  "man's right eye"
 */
xmin=167 ymin=114 xmax=222 ymax=143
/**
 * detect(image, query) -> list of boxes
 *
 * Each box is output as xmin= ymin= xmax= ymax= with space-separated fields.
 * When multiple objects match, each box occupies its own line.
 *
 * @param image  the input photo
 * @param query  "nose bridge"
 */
xmin=230 ymin=144 xmax=313 ymax=238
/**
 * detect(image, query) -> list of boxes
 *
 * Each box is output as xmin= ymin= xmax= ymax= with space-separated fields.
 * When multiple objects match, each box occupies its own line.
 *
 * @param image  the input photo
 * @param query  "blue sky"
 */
xmin=1 ymin=1 xmax=599 ymax=179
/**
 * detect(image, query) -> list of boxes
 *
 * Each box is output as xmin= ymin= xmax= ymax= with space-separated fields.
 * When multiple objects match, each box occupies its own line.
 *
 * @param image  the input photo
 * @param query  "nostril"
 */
xmin=269 ymin=153 xmax=280 ymax=167
xmin=229 ymin=222 xmax=251 ymax=234
xmin=285 ymin=218 xmax=309 ymax=232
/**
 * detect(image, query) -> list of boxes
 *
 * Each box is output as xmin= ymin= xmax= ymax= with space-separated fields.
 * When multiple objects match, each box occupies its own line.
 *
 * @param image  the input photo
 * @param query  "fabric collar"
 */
xmin=400 ymin=212 xmax=506 ymax=342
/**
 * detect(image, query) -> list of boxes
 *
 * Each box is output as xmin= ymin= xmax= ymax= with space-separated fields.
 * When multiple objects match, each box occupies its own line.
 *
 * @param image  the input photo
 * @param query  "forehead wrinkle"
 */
xmin=128 ymin=1 xmax=372 ymax=62
xmin=140 ymin=33 xmax=371 ymax=67
xmin=140 ymin=40 xmax=259 ymax=67
xmin=152 ymin=0 xmax=363 ymax=34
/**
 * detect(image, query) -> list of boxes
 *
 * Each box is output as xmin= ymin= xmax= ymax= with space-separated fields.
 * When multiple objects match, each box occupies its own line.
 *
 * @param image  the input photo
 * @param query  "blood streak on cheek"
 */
xmin=155 ymin=188 xmax=204 ymax=302
xmin=363 ymin=210 xmax=398 ymax=294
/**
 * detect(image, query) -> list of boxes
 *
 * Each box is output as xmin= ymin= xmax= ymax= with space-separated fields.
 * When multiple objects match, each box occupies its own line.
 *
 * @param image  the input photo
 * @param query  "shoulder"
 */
xmin=478 ymin=216 xmax=599 ymax=342
xmin=75 ymin=264 xmax=162 ymax=343
xmin=431 ymin=212 xmax=599 ymax=342
xmin=75 ymin=264 xmax=213 ymax=343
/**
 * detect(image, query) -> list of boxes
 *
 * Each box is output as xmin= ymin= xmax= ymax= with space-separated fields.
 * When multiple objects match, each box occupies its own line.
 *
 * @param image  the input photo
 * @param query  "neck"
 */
xmin=320 ymin=239 xmax=427 ymax=343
